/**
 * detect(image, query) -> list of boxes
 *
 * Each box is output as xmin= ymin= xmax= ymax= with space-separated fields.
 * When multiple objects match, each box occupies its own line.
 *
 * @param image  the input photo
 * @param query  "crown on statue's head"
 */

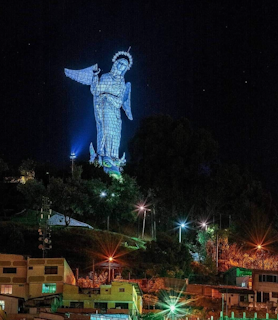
xmin=112 ymin=50 xmax=133 ymax=70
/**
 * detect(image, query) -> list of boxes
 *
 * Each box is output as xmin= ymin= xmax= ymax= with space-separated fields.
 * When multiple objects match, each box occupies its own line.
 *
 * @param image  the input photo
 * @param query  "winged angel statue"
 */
xmin=64 ymin=51 xmax=133 ymax=178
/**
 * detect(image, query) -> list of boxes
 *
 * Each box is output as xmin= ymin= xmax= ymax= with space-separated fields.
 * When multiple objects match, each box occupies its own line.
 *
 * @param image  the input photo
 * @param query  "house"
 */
xmin=0 ymin=254 xmax=76 ymax=315
xmin=47 ymin=212 xmax=93 ymax=229
xmin=62 ymin=281 xmax=143 ymax=316
xmin=223 ymin=267 xmax=253 ymax=288
xmin=252 ymin=269 xmax=278 ymax=309
xmin=0 ymin=254 xmax=28 ymax=313
xmin=186 ymin=284 xmax=255 ymax=309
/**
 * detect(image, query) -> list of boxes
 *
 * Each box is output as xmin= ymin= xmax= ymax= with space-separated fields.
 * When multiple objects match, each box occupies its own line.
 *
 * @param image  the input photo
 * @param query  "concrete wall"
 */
xmin=27 ymin=258 xmax=75 ymax=298
xmin=0 ymin=296 xmax=19 ymax=314
xmin=0 ymin=254 xmax=28 ymax=299
xmin=63 ymin=282 xmax=141 ymax=315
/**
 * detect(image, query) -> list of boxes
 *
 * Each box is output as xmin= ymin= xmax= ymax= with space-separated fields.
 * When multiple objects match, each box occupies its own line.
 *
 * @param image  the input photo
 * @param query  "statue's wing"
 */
xmin=64 ymin=64 xmax=97 ymax=85
xmin=123 ymin=82 xmax=133 ymax=120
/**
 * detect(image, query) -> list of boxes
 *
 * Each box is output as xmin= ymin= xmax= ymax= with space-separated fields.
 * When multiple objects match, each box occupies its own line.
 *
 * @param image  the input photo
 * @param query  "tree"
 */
xmin=128 ymin=115 xmax=218 ymax=229
xmin=17 ymin=179 xmax=46 ymax=209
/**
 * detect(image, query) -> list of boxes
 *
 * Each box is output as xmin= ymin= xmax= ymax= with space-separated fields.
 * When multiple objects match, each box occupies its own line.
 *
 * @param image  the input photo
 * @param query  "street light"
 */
xmin=256 ymin=244 xmax=265 ymax=269
xmin=169 ymin=304 xmax=176 ymax=320
xmin=100 ymin=191 xmax=107 ymax=198
xmin=201 ymin=221 xmax=208 ymax=231
xmin=138 ymin=205 xmax=151 ymax=240
xmin=108 ymin=256 xmax=113 ymax=283
xmin=178 ymin=223 xmax=187 ymax=243
xmin=70 ymin=152 xmax=76 ymax=176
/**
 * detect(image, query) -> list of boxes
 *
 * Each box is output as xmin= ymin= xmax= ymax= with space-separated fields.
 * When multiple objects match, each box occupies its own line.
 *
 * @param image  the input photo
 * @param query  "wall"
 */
xmin=0 ymin=254 xmax=28 ymax=299
xmin=63 ymin=282 xmax=140 ymax=315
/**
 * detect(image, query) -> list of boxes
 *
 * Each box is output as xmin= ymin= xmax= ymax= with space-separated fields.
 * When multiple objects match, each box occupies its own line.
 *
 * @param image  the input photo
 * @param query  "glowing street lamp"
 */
xmin=108 ymin=256 xmax=113 ymax=283
xmin=138 ymin=205 xmax=151 ymax=240
xmin=70 ymin=152 xmax=76 ymax=176
xmin=178 ymin=223 xmax=187 ymax=243
xmin=256 ymin=244 xmax=265 ymax=269
xmin=168 ymin=303 xmax=176 ymax=320
xmin=100 ymin=191 xmax=107 ymax=198
xmin=169 ymin=304 xmax=176 ymax=312
xmin=201 ymin=221 xmax=208 ymax=231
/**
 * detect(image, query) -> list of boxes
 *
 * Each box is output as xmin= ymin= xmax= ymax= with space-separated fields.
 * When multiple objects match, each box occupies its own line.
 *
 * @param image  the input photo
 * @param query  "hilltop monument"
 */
xmin=65 ymin=50 xmax=133 ymax=178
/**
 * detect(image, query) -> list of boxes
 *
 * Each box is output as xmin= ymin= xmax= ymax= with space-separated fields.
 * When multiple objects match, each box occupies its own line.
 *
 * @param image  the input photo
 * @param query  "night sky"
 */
xmin=1 ymin=1 xmax=278 ymax=192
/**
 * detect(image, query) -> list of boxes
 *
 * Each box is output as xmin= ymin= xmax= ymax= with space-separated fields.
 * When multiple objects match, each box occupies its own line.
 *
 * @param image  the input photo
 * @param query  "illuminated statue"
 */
xmin=64 ymin=51 xmax=133 ymax=178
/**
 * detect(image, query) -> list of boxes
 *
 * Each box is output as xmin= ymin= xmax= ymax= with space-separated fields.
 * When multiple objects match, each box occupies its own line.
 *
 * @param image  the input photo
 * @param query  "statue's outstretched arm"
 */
xmin=123 ymin=82 xmax=133 ymax=120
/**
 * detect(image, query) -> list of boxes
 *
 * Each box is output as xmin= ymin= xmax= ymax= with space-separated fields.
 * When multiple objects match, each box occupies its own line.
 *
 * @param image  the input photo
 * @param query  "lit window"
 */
xmin=45 ymin=266 xmax=58 ymax=274
xmin=3 ymin=268 xmax=16 ymax=274
xmin=119 ymin=288 xmax=125 ymax=292
xmin=1 ymin=285 xmax=12 ymax=294
xmin=42 ymin=283 xmax=56 ymax=293
xmin=0 ymin=301 xmax=5 ymax=310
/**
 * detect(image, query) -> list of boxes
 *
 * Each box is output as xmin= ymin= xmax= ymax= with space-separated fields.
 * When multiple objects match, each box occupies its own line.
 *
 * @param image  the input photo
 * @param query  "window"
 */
xmin=263 ymin=292 xmax=270 ymax=303
xmin=29 ymin=267 xmax=33 ymax=270
xmin=272 ymin=292 xmax=278 ymax=298
xmin=1 ymin=285 xmax=12 ymax=294
xmin=267 ymin=275 xmax=275 ymax=282
xmin=115 ymin=303 xmax=128 ymax=309
xmin=259 ymin=274 xmax=277 ymax=283
xmin=0 ymin=301 xmax=4 ymax=310
xmin=94 ymin=302 xmax=107 ymax=311
xmin=119 ymin=288 xmax=125 ymax=292
xmin=42 ymin=283 xmax=56 ymax=293
xmin=240 ymin=295 xmax=247 ymax=302
xmin=45 ymin=266 xmax=58 ymax=274
xmin=3 ymin=268 xmax=16 ymax=274
xmin=70 ymin=302 xmax=84 ymax=308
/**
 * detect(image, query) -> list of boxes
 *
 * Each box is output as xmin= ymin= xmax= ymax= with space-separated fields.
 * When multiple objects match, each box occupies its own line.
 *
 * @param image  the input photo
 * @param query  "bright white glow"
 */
xmin=100 ymin=191 xmax=107 ymax=198
xmin=180 ymin=223 xmax=186 ymax=228
xmin=70 ymin=152 xmax=76 ymax=160
xmin=108 ymin=256 xmax=113 ymax=262
xmin=111 ymin=193 xmax=115 ymax=197
xmin=201 ymin=222 xmax=207 ymax=227
xmin=170 ymin=305 xmax=175 ymax=312
xmin=139 ymin=206 xmax=145 ymax=211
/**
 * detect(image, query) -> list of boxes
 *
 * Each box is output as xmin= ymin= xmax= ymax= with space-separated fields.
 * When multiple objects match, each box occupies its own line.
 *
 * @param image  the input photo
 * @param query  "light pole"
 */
xmin=108 ymin=256 xmax=113 ymax=283
xmin=256 ymin=244 xmax=265 ymax=269
xmin=178 ymin=223 xmax=186 ymax=243
xmin=169 ymin=304 xmax=176 ymax=320
xmin=70 ymin=152 xmax=76 ymax=176
xmin=139 ymin=205 xmax=151 ymax=239
xmin=100 ymin=191 xmax=110 ymax=230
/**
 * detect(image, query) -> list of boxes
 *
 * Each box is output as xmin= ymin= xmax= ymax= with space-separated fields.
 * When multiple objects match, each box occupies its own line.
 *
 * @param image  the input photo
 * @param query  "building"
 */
xmin=223 ymin=267 xmax=253 ymax=288
xmin=252 ymin=269 xmax=278 ymax=309
xmin=0 ymin=254 xmax=28 ymax=314
xmin=186 ymin=284 xmax=255 ymax=309
xmin=0 ymin=254 xmax=76 ymax=315
xmin=62 ymin=281 xmax=142 ymax=317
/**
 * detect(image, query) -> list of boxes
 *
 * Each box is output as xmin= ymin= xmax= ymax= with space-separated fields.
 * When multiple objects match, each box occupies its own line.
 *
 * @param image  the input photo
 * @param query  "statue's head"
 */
xmin=111 ymin=58 xmax=129 ymax=76
xmin=111 ymin=51 xmax=133 ymax=76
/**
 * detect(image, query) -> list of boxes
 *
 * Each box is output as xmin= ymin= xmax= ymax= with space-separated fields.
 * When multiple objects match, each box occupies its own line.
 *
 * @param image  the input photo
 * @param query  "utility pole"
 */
xmin=38 ymin=197 xmax=52 ymax=258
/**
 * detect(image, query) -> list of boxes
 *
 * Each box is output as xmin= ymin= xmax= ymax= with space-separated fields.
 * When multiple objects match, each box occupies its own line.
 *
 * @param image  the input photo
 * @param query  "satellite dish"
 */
xmin=38 ymin=244 xmax=43 ymax=249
